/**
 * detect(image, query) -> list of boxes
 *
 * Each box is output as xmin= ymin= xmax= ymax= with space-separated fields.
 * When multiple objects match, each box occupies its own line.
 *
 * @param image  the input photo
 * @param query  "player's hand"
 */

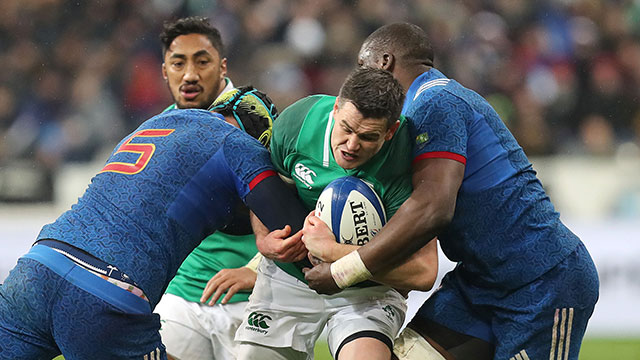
xmin=302 ymin=213 xmax=339 ymax=262
xmin=308 ymin=252 xmax=324 ymax=266
xmin=303 ymin=262 xmax=342 ymax=295
xmin=201 ymin=267 xmax=257 ymax=305
xmin=256 ymin=225 xmax=308 ymax=262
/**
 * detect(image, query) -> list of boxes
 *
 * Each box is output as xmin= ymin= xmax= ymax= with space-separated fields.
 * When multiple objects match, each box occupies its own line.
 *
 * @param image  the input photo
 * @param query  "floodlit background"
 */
xmin=1 ymin=0 xmax=639 ymax=358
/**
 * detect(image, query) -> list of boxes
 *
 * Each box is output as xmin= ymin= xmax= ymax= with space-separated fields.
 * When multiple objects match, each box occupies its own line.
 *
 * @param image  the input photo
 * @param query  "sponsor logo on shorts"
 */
xmin=246 ymin=311 xmax=272 ymax=334
xmin=383 ymin=305 xmax=396 ymax=321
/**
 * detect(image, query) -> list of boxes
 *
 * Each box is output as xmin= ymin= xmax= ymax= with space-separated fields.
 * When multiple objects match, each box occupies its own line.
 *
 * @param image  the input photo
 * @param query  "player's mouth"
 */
xmin=339 ymin=149 xmax=358 ymax=162
xmin=180 ymin=85 xmax=202 ymax=101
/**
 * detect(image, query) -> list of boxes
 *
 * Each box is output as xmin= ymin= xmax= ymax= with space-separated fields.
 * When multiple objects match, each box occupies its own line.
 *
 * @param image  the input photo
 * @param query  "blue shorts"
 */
xmin=413 ymin=242 xmax=599 ymax=360
xmin=0 ymin=244 xmax=166 ymax=360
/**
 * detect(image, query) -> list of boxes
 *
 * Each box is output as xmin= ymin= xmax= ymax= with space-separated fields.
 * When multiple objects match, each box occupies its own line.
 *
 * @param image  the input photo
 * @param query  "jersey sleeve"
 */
xmin=222 ymin=132 xmax=276 ymax=200
xmin=408 ymin=91 xmax=471 ymax=165
xmin=270 ymin=96 xmax=321 ymax=176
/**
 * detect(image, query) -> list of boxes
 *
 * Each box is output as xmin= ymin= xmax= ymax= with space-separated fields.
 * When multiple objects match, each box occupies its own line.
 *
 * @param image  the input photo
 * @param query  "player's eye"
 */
xmin=359 ymin=134 xmax=379 ymax=142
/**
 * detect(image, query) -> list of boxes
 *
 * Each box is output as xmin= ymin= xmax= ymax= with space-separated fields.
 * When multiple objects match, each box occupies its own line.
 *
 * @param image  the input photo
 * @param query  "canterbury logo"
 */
xmin=294 ymin=163 xmax=316 ymax=188
xmin=247 ymin=311 xmax=272 ymax=329
xmin=382 ymin=305 xmax=396 ymax=321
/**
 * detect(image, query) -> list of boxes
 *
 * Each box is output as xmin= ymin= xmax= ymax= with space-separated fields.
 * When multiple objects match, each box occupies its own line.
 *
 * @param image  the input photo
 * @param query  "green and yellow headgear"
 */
xmin=209 ymin=86 xmax=278 ymax=148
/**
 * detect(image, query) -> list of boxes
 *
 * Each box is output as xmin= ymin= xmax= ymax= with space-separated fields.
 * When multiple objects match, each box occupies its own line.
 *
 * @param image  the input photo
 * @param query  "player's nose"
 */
xmin=183 ymin=62 xmax=199 ymax=82
xmin=345 ymin=135 xmax=360 ymax=151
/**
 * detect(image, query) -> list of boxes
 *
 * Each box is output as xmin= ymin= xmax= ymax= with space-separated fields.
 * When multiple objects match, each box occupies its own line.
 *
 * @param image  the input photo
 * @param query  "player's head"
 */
xmin=358 ymin=23 xmax=434 ymax=88
xmin=209 ymin=86 xmax=278 ymax=148
xmin=331 ymin=67 xmax=405 ymax=170
xmin=160 ymin=16 xmax=227 ymax=109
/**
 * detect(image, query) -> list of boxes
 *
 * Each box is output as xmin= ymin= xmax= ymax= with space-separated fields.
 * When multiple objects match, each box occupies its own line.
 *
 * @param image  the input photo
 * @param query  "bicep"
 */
xmin=411 ymin=157 xmax=464 ymax=212
xmin=244 ymin=174 xmax=308 ymax=233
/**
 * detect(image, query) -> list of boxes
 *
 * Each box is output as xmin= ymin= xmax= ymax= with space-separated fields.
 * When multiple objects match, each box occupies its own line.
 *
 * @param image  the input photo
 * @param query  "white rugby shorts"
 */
xmin=155 ymin=293 xmax=247 ymax=360
xmin=235 ymin=259 xmax=407 ymax=358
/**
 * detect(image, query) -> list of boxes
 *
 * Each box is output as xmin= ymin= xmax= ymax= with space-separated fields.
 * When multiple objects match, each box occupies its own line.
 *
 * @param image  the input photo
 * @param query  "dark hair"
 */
xmin=364 ymin=23 xmax=434 ymax=67
xmin=209 ymin=86 xmax=278 ymax=148
xmin=338 ymin=68 xmax=405 ymax=128
xmin=159 ymin=16 xmax=224 ymax=56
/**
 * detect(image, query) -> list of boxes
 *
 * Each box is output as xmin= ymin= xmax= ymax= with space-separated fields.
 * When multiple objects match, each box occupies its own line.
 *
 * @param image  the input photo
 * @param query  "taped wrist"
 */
xmin=244 ymin=252 xmax=263 ymax=272
xmin=330 ymin=250 xmax=372 ymax=289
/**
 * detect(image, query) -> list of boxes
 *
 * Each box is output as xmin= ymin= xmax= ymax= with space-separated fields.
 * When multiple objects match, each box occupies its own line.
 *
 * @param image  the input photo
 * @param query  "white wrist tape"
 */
xmin=393 ymin=327 xmax=446 ymax=360
xmin=244 ymin=252 xmax=263 ymax=273
xmin=330 ymin=250 xmax=372 ymax=289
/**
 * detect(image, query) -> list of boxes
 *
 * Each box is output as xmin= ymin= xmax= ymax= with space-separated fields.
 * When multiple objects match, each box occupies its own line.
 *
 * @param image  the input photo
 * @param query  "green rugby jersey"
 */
xmin=165 ymin=232 xmax=257 ymax=303
xmin=270 ymin=95 xmax=413 ymax=282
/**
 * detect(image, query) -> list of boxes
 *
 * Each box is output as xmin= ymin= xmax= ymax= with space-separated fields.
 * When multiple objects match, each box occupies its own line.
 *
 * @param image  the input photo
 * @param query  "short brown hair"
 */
xmin=338 ymin=67 xmax=405 ymax=128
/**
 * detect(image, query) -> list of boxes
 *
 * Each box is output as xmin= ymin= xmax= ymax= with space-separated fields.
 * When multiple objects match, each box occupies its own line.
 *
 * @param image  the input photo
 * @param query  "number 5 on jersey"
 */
xmin=100 ymin=129 xmax=174 ymax=175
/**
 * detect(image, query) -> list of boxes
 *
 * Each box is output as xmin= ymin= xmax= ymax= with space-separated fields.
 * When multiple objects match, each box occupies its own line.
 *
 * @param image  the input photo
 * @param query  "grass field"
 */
xmin=52 ymin=338 xmax=640 ymax=359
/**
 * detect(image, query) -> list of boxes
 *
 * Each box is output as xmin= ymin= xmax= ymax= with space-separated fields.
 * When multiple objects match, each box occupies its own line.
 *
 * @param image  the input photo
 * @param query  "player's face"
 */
xmin=162 ymin=33 xmax=227 ymax=109
xmin=331 ymin=100 xmax=397 ymax=170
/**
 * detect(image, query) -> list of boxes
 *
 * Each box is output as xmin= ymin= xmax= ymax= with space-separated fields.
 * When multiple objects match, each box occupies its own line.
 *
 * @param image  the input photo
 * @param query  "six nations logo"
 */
xmin=246 ymin=311 xmax=272 ymax=334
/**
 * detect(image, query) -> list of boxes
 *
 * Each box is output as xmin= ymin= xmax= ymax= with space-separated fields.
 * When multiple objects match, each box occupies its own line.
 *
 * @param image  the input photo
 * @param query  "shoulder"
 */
xmin=274 ymin=95 xmax=333 ymax=141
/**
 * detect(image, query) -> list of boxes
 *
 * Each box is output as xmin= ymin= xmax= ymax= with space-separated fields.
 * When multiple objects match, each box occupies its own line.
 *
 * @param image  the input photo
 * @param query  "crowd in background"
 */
xmin=1 ymin=0 xmax=639 ymax=201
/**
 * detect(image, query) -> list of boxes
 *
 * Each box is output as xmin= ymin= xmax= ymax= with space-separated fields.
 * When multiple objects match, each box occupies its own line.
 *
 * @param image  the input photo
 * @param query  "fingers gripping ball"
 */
xmin=209 ymin=86 xmax=278 ymax=147
xmin=314 ymin=176 xmax=386 ymax=246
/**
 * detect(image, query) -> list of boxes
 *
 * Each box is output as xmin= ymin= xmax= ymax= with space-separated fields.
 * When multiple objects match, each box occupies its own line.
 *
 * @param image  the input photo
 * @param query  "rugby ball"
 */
xmin=314 ymin=176 xmax=386 ymax=245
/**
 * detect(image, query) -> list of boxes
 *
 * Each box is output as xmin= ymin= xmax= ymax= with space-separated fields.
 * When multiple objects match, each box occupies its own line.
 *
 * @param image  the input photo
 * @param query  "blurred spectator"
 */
xmin=1 ymin=0 xmax=640 ymax=201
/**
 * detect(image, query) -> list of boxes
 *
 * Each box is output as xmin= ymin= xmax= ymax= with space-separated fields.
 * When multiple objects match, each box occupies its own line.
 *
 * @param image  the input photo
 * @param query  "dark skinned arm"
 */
xmin=304 ymin=157 xmax=465 ymax=294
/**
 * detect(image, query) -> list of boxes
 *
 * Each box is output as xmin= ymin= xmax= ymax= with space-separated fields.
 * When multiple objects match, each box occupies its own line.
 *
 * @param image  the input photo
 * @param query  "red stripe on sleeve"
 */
xmin=249 ymin=170 xmax=277 ymax=190
xmin=413 ymin=151 xmax=467 ymax=166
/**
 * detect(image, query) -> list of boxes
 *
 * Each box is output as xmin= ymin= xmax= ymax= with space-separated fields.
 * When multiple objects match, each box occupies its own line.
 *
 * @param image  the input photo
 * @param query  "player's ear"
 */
xmin=333 ymin=97 xmax=341 ymax=113
xmin=162 ymin=63 xmax=168 ymax=81
xmin=220 ymin=57 xmax=228 ymax=77
xmin=384 ymin=120 xmax=400 ymax=141
xmin=381 ymin=53 xmax=395 ymax=72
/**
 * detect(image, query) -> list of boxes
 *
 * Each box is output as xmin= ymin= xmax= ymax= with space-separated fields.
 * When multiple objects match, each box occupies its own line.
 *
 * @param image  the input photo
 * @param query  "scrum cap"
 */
xmin=209 ymin=86 xmax=278 ymax=147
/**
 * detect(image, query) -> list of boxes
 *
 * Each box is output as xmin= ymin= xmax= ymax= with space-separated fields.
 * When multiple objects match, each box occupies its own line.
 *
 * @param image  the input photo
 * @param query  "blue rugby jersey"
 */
xmin=37 ymin=109 xmax=276 ymax=306
xmin=403 ymin=69 xmax=580 ymax=289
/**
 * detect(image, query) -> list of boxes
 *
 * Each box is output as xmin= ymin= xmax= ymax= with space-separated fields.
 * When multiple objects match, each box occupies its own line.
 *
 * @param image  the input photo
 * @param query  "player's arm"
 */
xmin=201 ymin=266 xmax=257 ymax=305
xmin=251 ymin=211 xmax=307 ymax=262
xmin=304 ymin=158 xmax=464 ymax=294
xmin=362 ymin=157 xmax=463 ymax=273
xmin=302 ymin=213 xmax=438 ymax=291
xmin=200 ymin=252 xmax=264 ymax=306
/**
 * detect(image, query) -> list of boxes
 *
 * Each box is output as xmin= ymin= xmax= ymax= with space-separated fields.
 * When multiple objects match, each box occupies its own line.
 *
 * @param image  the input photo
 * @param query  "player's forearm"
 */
xmin=357 ymin=159 xmax=462 ymax=276
xmin=250 ymin=212 xmax=269 ymax=240
xmin=371 ymin=237 xmax=438 ymax=291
